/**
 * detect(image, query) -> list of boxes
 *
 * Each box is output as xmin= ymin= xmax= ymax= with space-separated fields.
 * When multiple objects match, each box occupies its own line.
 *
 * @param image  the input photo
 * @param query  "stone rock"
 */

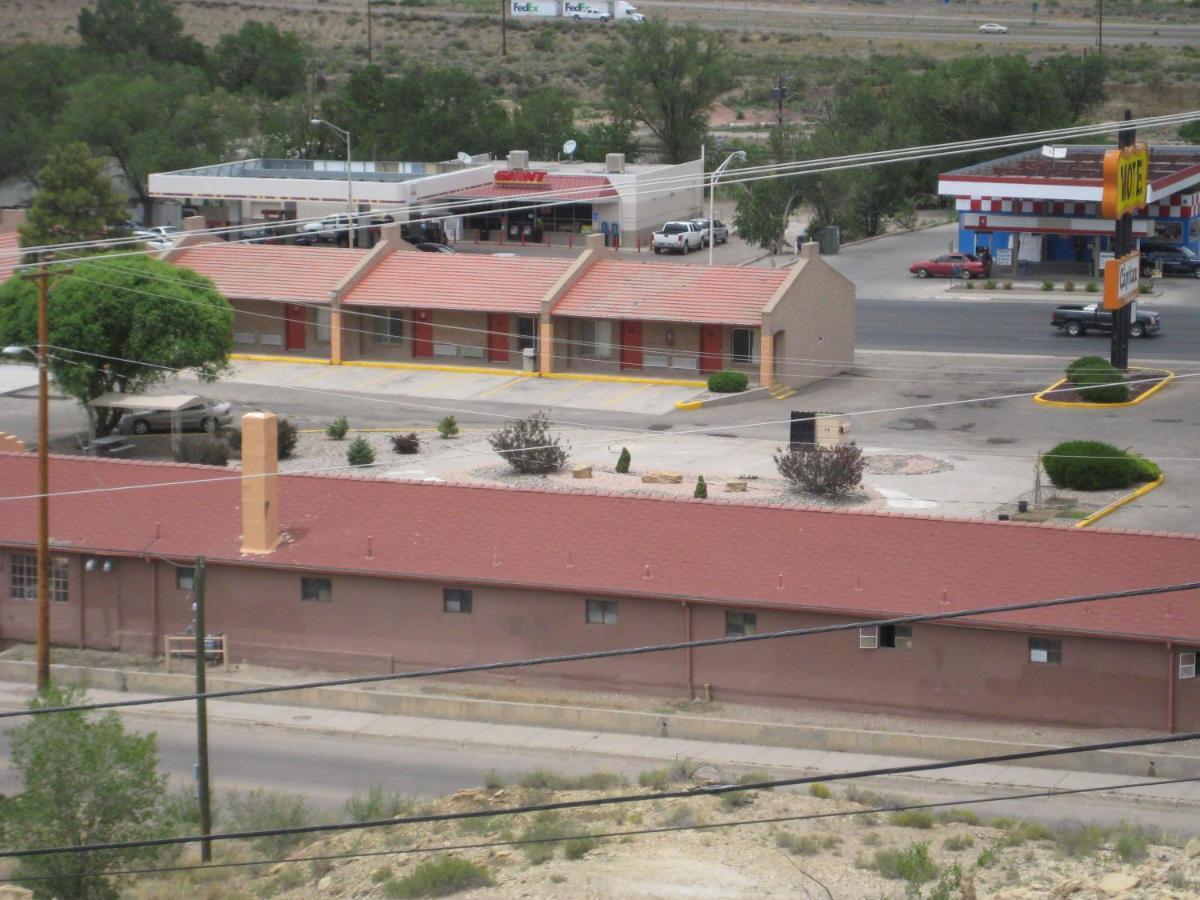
xmin=1186 ymin=835 xmax=1200 ymax=859
xmin=1096 ymin=872 xmax=1140 ymax=895
xmin=724 ymin=481 xmax=748 ymax=492
xmin=572 ymin=465 xmax=592 ymax=479
xmin=317 ymin=875 xmax=335 ymax=892
xmin=0 ymin=887 xmax=35 ymax=900
xmin=641 ymin=472 xmax=682 ymax=484
xmin=1053 ymin=879 xmax=1083 ymax=898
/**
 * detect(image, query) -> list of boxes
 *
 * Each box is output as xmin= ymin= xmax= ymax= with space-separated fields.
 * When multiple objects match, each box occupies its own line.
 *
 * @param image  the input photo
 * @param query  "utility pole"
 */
xmin=773 ymin=75 xmax=789 ymax=128
xmin=1097 ymin=0 xmax=1103 ymax=54
xmin=501 ymin=0 xmax=507 ymax=56
xmin=33 ymin=261 xmax=50 ymax=691
xmin=1110 ymin=110 xmax=1135 ymax=370
xmin=193 ymin=557 xmax=213 ymax=863
xmin=367 ymin=0 xmax=374 ymax=64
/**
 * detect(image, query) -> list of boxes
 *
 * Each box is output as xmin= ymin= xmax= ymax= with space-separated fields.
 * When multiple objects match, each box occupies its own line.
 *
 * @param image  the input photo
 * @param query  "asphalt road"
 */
xmin=857 ymin=297 xmax=1200 ymax=362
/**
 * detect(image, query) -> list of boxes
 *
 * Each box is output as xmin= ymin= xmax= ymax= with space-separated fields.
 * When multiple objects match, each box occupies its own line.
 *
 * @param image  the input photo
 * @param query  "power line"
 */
xmin=1 ymin=580 xmax=1196 ymax=721
xmin=4 ymin=726 xmax=1199 ymax=859
xmin=4 ymin=774 xmax=1194 ymax=883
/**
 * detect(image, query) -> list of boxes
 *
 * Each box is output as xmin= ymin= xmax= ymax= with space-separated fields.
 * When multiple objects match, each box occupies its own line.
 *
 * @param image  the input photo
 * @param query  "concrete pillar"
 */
xmin=240 ymin=412 xmax=280 ymax=555
xmin=539 ymin=320 xmax=555 ymax=375
xmin=330 ymin=298 xmax=344 ymax=365
xmin=759 ymin=332 xmax=775 ymax=389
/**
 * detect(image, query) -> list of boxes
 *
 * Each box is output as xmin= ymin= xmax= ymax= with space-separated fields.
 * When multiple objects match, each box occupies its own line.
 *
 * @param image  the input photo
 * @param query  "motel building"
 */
xmin=938 ymin=144 xmax=1200 ymax=274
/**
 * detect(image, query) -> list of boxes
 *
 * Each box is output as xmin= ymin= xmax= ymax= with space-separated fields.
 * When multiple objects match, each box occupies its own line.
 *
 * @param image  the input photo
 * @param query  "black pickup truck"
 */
xmin=1051 ymin=303 xmax=1162 ymax=338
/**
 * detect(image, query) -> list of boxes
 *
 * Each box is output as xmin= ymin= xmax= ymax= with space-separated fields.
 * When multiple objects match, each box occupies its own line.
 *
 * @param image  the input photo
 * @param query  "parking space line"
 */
xmin=285 ymin=369 xmax=331 ymax=386
xmin=473 ymin=376 xmax=529 ymax=399
xmin=602 ymin=383 xmax=655 ymax=407
xmin=354 ymin=371 xmax=406 ymax=390
xmin=537 ymin=381 xmax=587 ymax=405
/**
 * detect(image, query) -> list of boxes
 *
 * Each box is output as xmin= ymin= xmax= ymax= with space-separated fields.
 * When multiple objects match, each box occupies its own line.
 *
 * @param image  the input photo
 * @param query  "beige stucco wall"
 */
xmin=551 ymin=318 xmax=754 ymax=379
xmin=762 ymin=247 xmax=856 ymax=387
xmin=232 ymin=299 xmax=326 ymax=359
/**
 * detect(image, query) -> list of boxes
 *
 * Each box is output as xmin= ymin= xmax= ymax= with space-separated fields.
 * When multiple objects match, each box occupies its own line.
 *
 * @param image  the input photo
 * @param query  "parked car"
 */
xmin=415 ymin=242 xmax=455 ymax=253
xmin=908 ymin=252 xmax=990 ymax=279
xmin=1051 ymin=303 xmax=1161 ymax=338
xmin=690 ymin=218 xmax=730 ymax=246
xmin=652 ymin=221 xmax=704 ymax=254
xmin=978 ymin=22 xmax=1008 ymax=33
xmin=299 ymin=214 xmax=353 ymax=243
xmin=133 ymin=225 xmax=182 ymax=251
xmin=117 ymin=400 xmax=234 ymax=436
xmin=1139 ymin=243 xmax=1200 ymax=277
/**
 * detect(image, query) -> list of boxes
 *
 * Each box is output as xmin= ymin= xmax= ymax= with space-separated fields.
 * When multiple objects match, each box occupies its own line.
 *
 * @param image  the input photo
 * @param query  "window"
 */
xmin=859 ymin=626 xmax=879 ymax=649
xmin=374 ymin=310 xmax=404 ymax=343
xmin=301 ymin=577 xmax=332 ymax=603
xmin=586 ymin=599 xmax=619 ymax=625
xmin=517 ymin=317 xmax=538 ymax=353
xmin=176 ymin=567 xmax=195 ymax=591
xmin=879 ymin=624 xmax=912 ymax=650
xmin=443 ymin=588 xmax=472 ymax=614
xmin=1181 ymin=651 xmax=1197 ymax=680
xmin=579 ymin=320 xmax=613 ymax=358
xmin=1029 ymin=637 xmax=1062 ymax=665
xmin=725 ymin=611 xmax=757 ymax=636
xmin=731 ymin=328 xmax=757 ymax=364
xmin=10 ymin=554 xmax=68 ymax=603
xmin=315 ymin=308 xmax=332 ymax=343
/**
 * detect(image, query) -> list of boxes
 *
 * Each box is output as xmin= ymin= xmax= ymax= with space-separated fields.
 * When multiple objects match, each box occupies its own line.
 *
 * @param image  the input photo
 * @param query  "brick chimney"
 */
xmin=240 ymin=412 xmax=280 ymax=554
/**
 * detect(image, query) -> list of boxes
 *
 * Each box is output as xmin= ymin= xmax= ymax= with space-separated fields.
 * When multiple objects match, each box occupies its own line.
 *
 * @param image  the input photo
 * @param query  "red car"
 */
xmin=909 ymin=253 xmax=990 ymax=279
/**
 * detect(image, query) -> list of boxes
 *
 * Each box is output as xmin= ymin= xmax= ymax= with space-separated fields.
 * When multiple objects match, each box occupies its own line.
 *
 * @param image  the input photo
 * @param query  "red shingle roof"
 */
xmin=554 ymin=259 xmax=790 ymax=325
xmin=2 ymin=453 xmax=1198 ymax=643
xmin=342 ymin=252 xmax=571 ymax=314
xmin=440 ymin=174 xmax=618 ymax=202
xmin=172 ymin=243 xmax=368 ymax=303
xmin=0 ymin=231 xmax=21 ymax=283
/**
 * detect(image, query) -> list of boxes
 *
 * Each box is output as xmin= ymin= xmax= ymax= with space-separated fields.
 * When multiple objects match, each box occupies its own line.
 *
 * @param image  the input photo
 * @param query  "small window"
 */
xmin=1181 ymin=651 xmax=1197 ymax=680
xmin=176 ymin=567 xmax=195 ymax=591
xmin=725 ymin=611 xmax=757 ymax=636
xmin=315 ymin=308 xmax=332 ymax=343
xmin=579 ymin=320 xmax=613 ymax=358
xmin=443 ymin=588 xmax=473 ymax=614
xmin=859 ymin=626 xmax=879 ymax=650
xmin=731 ymin=328 xmax=757 ymax=364
xmin=586 ymin=599 xmax=619 ymax=625
xmin=1029 ymin=637 xmax=1062 ymax=665
xmin=11 ymin=554 xmax=68 ymax=603
xmin=879 ymin=624 xmax=912 ymax=650
xmin=301 ymin=577 xmax=332 ymax=603
xmin=375 ymin=310 xmax=404 ymax=343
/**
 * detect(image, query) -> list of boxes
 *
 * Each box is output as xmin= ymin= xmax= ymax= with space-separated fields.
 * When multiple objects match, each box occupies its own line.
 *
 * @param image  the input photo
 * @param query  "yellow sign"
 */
xmin=1101 ymin=143 xmax=1149 ymax=219
xmin=1103 ymin=252 xmax=1141 ymax=310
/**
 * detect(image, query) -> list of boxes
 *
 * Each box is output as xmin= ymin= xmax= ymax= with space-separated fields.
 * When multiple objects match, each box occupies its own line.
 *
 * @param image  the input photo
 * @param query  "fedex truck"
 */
xmin=510 ymin=0 xmax=644 ymax=22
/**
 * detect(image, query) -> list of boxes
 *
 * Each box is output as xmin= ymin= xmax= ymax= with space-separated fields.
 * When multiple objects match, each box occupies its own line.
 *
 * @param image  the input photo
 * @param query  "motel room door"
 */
xmin=412 ymin=309 xmax=433 ymax=358
xmin=620 ymin=320 xmax=643 ymax=370
xmin=699 ymin=324 xmax=722 ymax=373
xmin=487 ymin=313 xmax=510 ymax=363
xmin=284 ymin=304 xmax=307 ymax=351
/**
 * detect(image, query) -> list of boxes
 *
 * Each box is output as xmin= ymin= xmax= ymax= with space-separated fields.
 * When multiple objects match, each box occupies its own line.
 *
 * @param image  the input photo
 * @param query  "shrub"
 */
xmin=563 ymin=835 xmax=597 ymax=860
xmin=1113 ymin=824 xmax=1152 ymax=862
xmin=943 ymin=834 xmax=975 ymax=851
xmin=383 ymin=855 xmax=493 ymax=897
xmin=694 ymin=475 xmax=707 ymax=499
xmin=519 ymin=812 xmax=572 ymax=864
xmin=227 ymin=427 xmax=242 ymax=452
xmin=347 ymin=436 xmax=376 ymax=467
xmin=436 ymin=415 xmax=459 ymax=439
xmin=639 ymin=768 xmax=670 ymax=790
xmin=1002 ymin=280 xmax=1013 ymax=290
xmin=719 ymin=789 xmax=753 ymax=810
xmin=326 ymin=416 xmax=349 ymax=440
xmin=516 ymin=769 xmax=625 ymax=791
xmin=391 ymin=432 xmax=421 ymax=454
xmin=179 ymin=440 xmax=229 ymax=467
xmin=483 ymin=769 xmax=506 ymax=790
xmin=872 ymin=841 xmax=939 ymax=886
xmin=224 ymin=789 xmax=316 ymax=856
xmin=343 ymin=785 xmax=413 ymax=822
xmin=372 ymin=865 xmax=393 ymax=883
xmin=983 ymin=279 xmax=997 ymax=289
xmin=1064 ymin=279 xmax=1075 ymax=292
xmin=707 ymin=370 xmax=749 ymax=393
xmin=1054 ymin=823 xmax=1106 ymax=858
xmin=1042 ymin=440 xmax=1147 ymax=490
xmin=489 ymin=412 xmax=569 ymax=474
xmin=1086 ymin=280 xmax=1099 ymax=293
xmin=1066 ymin=356 xmax=1129 ymax=403
xmin=1139 ymin=279 xmax=1152 ymax=294
xmin=1041 ymin=279 xmax=1055 ymax=291
xmin=277 ymin=418 xmax=299 ymax=460
xmin=935 ymin=809 xmax=979 ymax=826
xmin=776 ymin=831 xmax=820 ymax=855
xmin=809 ymin=783 xmax=832 ymax=800
xmin=615 ymin=446 xmax=631 ymax=474
xmin=890 ymin=809 xmax=934 ymax=829
xmin=774 ymin=442 xmax=865 ymax=495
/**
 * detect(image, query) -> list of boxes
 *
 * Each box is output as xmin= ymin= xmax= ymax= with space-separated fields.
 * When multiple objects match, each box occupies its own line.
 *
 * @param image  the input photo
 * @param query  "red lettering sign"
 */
xmin=494 ymin=170 xmax=548 ymax=185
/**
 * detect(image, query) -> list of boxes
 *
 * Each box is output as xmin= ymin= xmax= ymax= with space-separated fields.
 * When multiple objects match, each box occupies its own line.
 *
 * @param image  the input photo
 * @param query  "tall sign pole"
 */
xmin=1100 ymin=110 xmax=1146 ymax=371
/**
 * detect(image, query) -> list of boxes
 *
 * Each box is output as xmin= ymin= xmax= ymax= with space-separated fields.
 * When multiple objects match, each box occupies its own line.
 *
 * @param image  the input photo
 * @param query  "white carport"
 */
xmin=87 ymin=393 xmax=204 ymax=456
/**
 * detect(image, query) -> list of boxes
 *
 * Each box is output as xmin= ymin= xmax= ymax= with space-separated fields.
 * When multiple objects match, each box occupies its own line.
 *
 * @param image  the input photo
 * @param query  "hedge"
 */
xmin=1042 ymin=440 xmax=1156 ymax=491
xmin=1065 ymin=356 xmax=1129 ymax=404
xmin=708 ymin=370 xmax=749 ymax=393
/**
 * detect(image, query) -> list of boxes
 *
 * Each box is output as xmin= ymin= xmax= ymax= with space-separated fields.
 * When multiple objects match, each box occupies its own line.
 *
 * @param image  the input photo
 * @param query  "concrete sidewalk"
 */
xmin=2 ymin=678 xmax=1195 ymax=808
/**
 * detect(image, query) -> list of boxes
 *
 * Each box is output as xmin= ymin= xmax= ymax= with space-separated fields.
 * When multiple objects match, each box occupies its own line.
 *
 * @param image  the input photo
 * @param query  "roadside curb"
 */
xmin=1075 ymin=475 xmax=1165 ymax=529
xmin=1033 ymin=368 xmax=1175 ymax=409
xmin=674 ymin=387 xmax=772 ymax=411
xmin=2 ymin=658 xmax=1195 ymax=781
xmin=541 ymin=371 xmax=707 ymax=389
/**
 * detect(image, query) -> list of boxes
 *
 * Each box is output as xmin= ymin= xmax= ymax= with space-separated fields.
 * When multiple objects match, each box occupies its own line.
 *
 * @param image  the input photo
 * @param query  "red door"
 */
xmin=620 ymin=320 xmax=643 ymax=370
xmin=699 ymin=324 xmax=722 ymax=373
xmin=412 ymin=310 xmax=433 ymax=358
xmin=284 ymin=304 xmax=307 ymax=351
xmin=487 ymin=313 xmax=510 ymax=363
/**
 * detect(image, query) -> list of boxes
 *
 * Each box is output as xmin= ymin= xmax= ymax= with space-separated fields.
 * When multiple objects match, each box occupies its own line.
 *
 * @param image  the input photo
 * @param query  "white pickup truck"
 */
xmin=652 ymin=221 xmax=704 ymax=254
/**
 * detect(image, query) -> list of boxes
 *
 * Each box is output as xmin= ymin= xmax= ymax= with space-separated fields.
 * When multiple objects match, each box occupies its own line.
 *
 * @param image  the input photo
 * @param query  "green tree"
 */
xmin=732 ymin=130 xmax=804 ymax=254
xmin=18 ymin=142 xmax=129 ymax=251
xmin=77 ymin=0 xmax=206 ymax=67
xmin=602 ymin=22 xmax=731 ymax=163
xmin=0 ymin=254 xmax=234 ymax=436
xmin=214 ymin=21 xmax=308 ymax=100
xmin=0 ymin=683 xmax=168 ymax=900
xmin=1180 ymin=121 xmax=1200 ymax=143
xmin=578 ymin=117 xmax=640 ymax=164
xmin=512 ymin=87 xmax=577 ymax=161
xmin=55 ymin=68 xmax=247 ymax=220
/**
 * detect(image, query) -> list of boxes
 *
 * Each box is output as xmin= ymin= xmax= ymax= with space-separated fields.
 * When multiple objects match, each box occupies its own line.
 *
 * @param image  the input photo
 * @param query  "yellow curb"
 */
xmin=1075 ymin=475 xmax=1165 ymax=528
xmin=1033 ymin=368 xmax=1175 ymax=409
xmin=297 ymin=428 xmax=479 ymax=434
xmin=675 ymin=400 xmax=704 ymax=411
xmin=343 ymin=359 xmax=529 ymax=378
xmin=232 ymin=353 xmax=328 ymax=365
xmin=541 ymin=371 xmax=707 ymax=388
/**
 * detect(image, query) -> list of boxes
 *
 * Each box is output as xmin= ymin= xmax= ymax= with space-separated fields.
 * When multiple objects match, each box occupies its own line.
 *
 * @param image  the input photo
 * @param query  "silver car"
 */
xmin=690 ymin=218 xmax=730 ymax=246
xmin=118 ymin=400 xmax=233 ymax=436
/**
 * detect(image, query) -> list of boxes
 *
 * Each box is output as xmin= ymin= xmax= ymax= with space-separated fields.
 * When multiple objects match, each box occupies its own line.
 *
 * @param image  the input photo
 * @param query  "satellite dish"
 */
xmin=562 ymin=139 xmax=577 ymax=157
xmin=456 ymin=151 xmax=473 ymax=165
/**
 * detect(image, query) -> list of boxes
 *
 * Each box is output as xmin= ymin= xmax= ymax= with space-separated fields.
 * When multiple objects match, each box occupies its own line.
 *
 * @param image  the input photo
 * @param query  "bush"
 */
xmin=983 ymin=279 xmax=997 ymax=289
xmin=563 ymin=835 xmax=597 ymax=860
xmin=178 ymin=439 xmax=229 ymax=467
xmin=890 ymin=809 xmax=934 ymax=829
xmin=1114 ymin=824 xmax=1152 ymax=862
xmin=383 ymin=855 xmax=493 ymax=897
xmin=1002 ymin=280 xmax=1013 ymax=290
xmin=1042 ymin=440 xmax=1147 ymax=490
xmin=277 ymin=418 xmax=299 ymax=460
xmin=227 ymin=427 xmax=242 ymax=452
xmin=774 ymin=442 xmax=865 ymax=495
xmin=436 ymin=415 xmax=459 ymax=439
xmin=872 ymin=841 xmax=939 ymax=886
xmin=391 ymin=432 xmax=421 ymax=454
xmin=615 ymin=446 xmax=631 ymax=474
xmin=343 ymin=785 xmax=413 ymax=822
xmin=516 ymin=769 xmax=625 ymax=791
xmin=1041 ymin=279 xmax=1055 ymax=291
xmin=1064 ymin=279 xmax=1075 ymax=292
xmin=518 ymin=812 xmax=572 ymax=864
xmin=224 ymin=789 xmax=316 ymax=856
xmin=326 ymin=416 xmax=349 ymax=440
xmin=1139 ymin=279 xmax=1152 ymax=294
xmin=489 ymin=412 xmax=569 ymax=474
xmin=1086 ymin=280 xmax=1099 ymax=293
xmin=347 ymin=436 xmax=376 ymax=467
xmin=1066 ymin=356 xmax=1129 ymax=403
xmin=694 ymin=475 xmax=707 ymax=499
xmin=809 ymin=783 xmax=832 ymax=800
xmin=707 ymin=370 xmax=749 ymax=393
xmin=943 ymin=834 xmax=975 ymax=851
xmin=776 ymin=831 xmax=820 ymax=855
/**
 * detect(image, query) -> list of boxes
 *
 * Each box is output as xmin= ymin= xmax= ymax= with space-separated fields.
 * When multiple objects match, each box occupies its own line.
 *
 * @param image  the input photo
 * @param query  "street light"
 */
xmin=709 ymin=150 xmax=748 ymax=266
xmin=310 ymin=118 xmax=355 ymax=248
